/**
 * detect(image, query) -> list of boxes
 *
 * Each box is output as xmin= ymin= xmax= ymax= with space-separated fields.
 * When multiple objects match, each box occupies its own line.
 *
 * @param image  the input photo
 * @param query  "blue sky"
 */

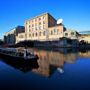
xmin=0 ymin=0 xmax=90 ymax=39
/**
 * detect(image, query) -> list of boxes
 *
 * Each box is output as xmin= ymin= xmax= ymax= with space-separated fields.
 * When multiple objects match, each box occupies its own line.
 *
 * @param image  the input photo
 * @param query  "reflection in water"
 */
xmin=30 ymin=48 xmax=90 ymax=77
xmin=57 ymin=67 xmax=64 ymax=74
xmin=31 ymin=49 xmax=64 ymax=77
xmin=0 ymin=58 xmax=39 ymax=73
xmin=27 ymin=48 xmax=78 ymax=77
xmin=0 ymin=48 xmax=90 ymax=77
xmin=79 ymin=51 xmax=90 ymax=58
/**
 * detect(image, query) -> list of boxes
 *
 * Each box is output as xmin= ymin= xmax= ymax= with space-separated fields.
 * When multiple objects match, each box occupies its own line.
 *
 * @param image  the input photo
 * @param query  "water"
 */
xmin=0 ymin=48 xmax=90 ymax=90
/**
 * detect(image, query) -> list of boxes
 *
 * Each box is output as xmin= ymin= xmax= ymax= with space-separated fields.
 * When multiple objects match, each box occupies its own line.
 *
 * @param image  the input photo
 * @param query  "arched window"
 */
xmin=43 ymin=31 xmax=46 ymax=36
xmin=29 ymin=34 xmax=31 ymax=37
xmin=71 ymin=32 xmax=75 ymax=36
xmin=29 ymin=29 xmax=31 ymax=32
xmin=32 ymin=33 xmax=34 ymax=37
xmin=65 ymin=33 xmax=68 ymax=36
xmin=29 ymin=25 xmax=30 ymax=28
xmin=39 ymin=32 xmax=42 ymax=36
xmin=36 ymin=33 xmax=38 ymax=37
xmin=54 ymin=29 xmax=57 ymax=34
xmin=51 ymin=30 xmax=53 ymax=35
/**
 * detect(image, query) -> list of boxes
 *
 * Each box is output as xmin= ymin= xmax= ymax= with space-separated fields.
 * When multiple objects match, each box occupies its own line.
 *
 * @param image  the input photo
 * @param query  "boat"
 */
xmin=0 ymin=47 xmax=39 ymax=61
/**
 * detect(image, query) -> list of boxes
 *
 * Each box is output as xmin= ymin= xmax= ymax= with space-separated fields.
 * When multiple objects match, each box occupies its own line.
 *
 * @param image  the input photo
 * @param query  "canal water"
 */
xmin=0 ymin=48 xmax=90 ymax=90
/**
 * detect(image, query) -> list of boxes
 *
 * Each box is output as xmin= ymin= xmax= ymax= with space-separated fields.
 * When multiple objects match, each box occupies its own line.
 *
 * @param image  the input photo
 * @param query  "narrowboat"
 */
xmin=0 ymin=48 xmax=39 ymax=61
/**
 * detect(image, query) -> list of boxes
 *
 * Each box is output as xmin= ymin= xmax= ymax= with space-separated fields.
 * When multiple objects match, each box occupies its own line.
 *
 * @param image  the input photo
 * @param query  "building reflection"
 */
xmin=79 ymin=50 xmax=90 ymax=58
xmin=1 ymin=48 xmax=90 ymax=77
xmin=64 ymin=53 xmax=79 ymax=64
xmin=31 ymin=48 xmax=78 ymax=77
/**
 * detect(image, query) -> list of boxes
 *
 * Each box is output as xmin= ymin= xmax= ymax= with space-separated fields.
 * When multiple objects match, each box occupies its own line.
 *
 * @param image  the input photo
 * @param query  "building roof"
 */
xmin=65 ymin=29 xmax=78 ymax=33
xmin=25 ymin=12 xmax=56 ymax=22
xmin=4 ymin=26 xmax=24 ymax=36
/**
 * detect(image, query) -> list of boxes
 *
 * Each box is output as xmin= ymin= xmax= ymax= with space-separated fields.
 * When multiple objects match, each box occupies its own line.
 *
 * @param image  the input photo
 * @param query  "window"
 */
xmin=36 ymin=33 xmax=38 ymax=37
xmin=65 ymin=33 xmax=68 ymax=36
xmin=39 ymin=32 xmax=41 ymax=36
xmin=39 ymin=22 xmax=41 ymax=25
xmin=54 ymin=29 xmax=57 ymax=33
xmin=35 ymin=33 xmax=38 ymax=37
xmin=43 ymin=31 xmax=46 ymax=36
xmin=29 ymin=29 xmax=31 ymax=32
xmin=43 ymin=21 xmax=45 ymax=24
xmin=19 ymin=35 xmax=23 ymax=38
xmin=32 ymin=33 xmax=34 ymax=37
xmin=51 ymin=31 xmax=53 ymax=35
xmin=71 ymin=32 xmax=74 ymax=36
xmin=29 ymin=25 xmax=30 ymax=28
xmin=39 ymin=17 xmax=41 ymax=20
xmin=29 ymin=34 xmax=31 ymax=37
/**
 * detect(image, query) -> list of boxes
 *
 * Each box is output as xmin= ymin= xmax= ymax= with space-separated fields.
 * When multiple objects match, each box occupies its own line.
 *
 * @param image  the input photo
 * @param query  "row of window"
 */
xmin=19 ymin=35 xmax=24 ymax=38
xmin=65 ymin=32 xmax=75 ymax=36
xmin=26 ymin=16 xmax=46 ymax=24
xmin=28 ymin=29 xmax=60 ymax=37
xmin=29 ymin=25 xmax=46 ymax=31
xmin=28 ymin=21 xmax=46 ymax=28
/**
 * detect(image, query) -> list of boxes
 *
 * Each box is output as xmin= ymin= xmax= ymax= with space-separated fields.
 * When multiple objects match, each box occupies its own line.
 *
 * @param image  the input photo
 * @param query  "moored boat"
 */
xmin=0 ymin=47 xmax=39 ymax=60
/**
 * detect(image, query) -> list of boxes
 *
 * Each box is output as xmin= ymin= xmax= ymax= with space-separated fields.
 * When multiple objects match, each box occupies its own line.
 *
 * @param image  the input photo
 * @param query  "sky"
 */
xmin=0 ymin=0 xmax=90 ymax=39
